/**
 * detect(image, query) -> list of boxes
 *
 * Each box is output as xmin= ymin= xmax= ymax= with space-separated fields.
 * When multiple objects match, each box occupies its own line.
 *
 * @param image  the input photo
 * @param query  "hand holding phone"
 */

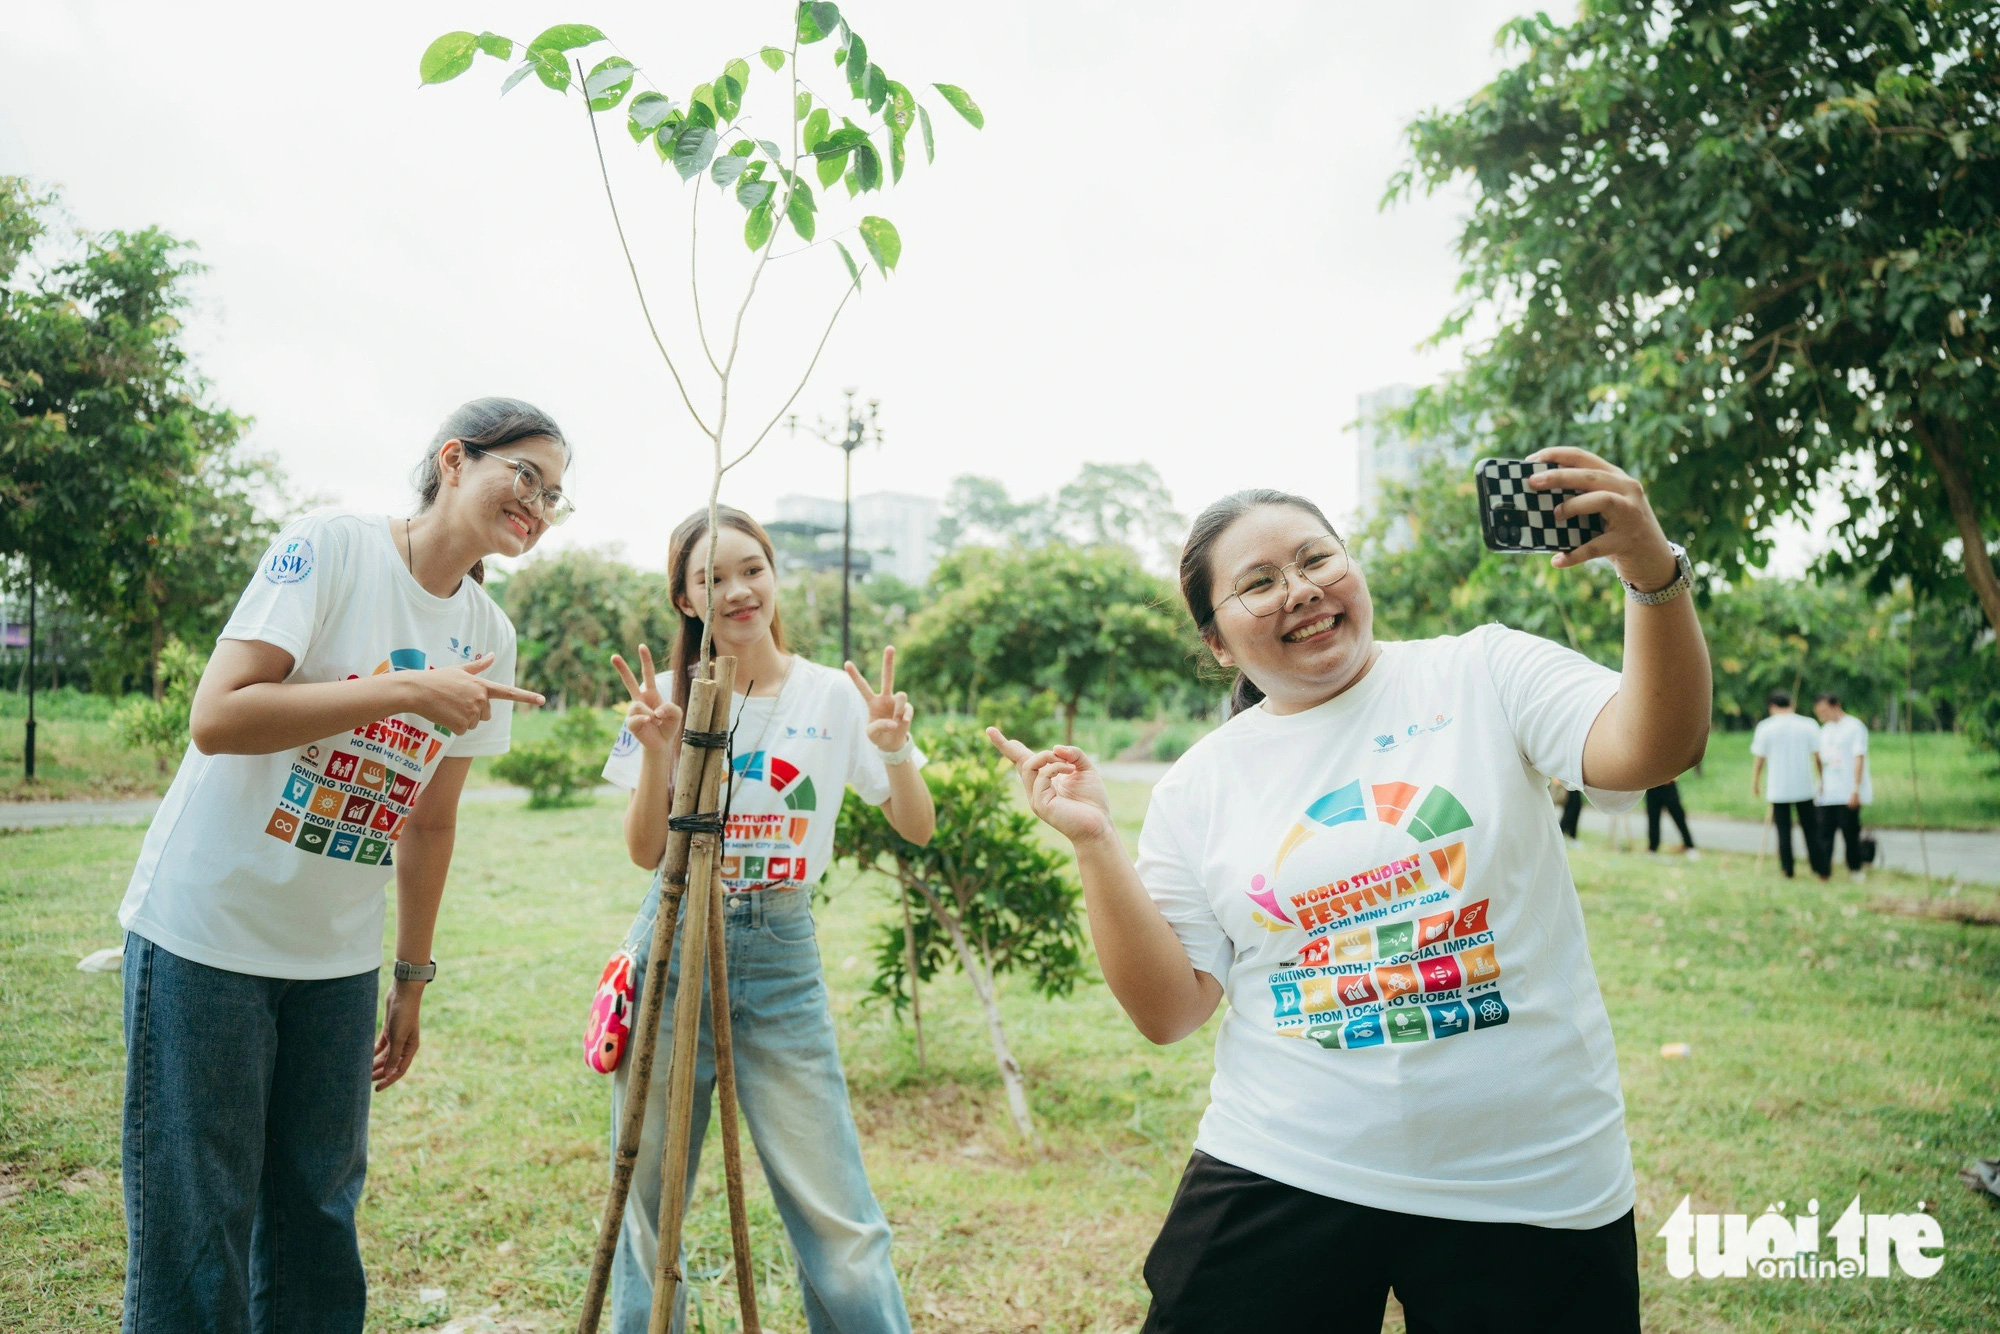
xmin=1474 ymin=457 xmax=1605 ymax=554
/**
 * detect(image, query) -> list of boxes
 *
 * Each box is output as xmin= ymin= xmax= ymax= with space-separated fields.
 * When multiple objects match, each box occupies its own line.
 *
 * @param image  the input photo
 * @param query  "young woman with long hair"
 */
xmin=989 ymin=449 xmax=1711 ymax=1333
xmin=115 ymin=397 xmax=567 ymax=1332
xmin=593 ymin=504 xmax=935 ymax=1334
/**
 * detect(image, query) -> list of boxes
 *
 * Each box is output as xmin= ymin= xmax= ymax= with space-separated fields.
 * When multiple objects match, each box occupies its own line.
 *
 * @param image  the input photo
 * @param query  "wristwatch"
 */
xmin=1623 ymin=542 xmax=1692 ymax=606
xmin=393 ymin=958 xmax=438 ymax=983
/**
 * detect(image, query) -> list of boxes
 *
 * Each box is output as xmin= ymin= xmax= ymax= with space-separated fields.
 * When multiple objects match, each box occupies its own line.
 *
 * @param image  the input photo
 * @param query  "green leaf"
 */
xmin=820 ymin=125 xmax=871 ymax=151
xmin=756 ymin=138 xmax=787 ymax=165
xmin=918 ymin=105 xmax=936 ymax=164
xmin=528 ymin=46 xmax=571 ymax=92
xmin=528 ymin=24 xmax=605 ymax=53
xmin=420 ymin=32 xmax=480 ymax=85
xmin=745 ymin=199 xmax=776 ymax=249
xmin=760 ymin=46 xmax=787 ymax=71
xmin=500 ymin=62 xmax=537 ymax=96
xmin=852 ymin=141 xmax=883 ymax=192
xmin=712 ymin=153 xmax=752 ymax=188
xmin=671 ymin=123 xmax=720 ymax=181
xmin=843 ymin=32 xmax=869 ymax=86
xmin=834 ymin=240 xmax=863 ymax=287
xmin=888 ymin=118 xmax=906 ymax=183
xmin=688 ymin=83 xmax=717 ymax=127
xmin=858 ymin=215 xmax=901 ymax=275
xmin=725 ymin=57 xmax=751 ymax=89
xmin=714 ymin=73 xmax=745 ymax=121
xmin=476 ymin=32 xmax=514 ymax=60
xmin=933 ymin=83 xmax=983 ymax=129
xmin=803 ymin=107 xmax=831 ymax=152
xmin=737 ymin=173 xmax=775 ymax=211
xmin=817 ymin=148 xmax=849 ymax=189
xmin=627 ymin=92 xmax=677 ymax=139
xmin=585 ymin=57 xmax=635 ymax=110
xmin=796 ymin=91 xmax=812 ymax=121
xmin=865 ymin=64 xmax=889 ymax=114
xmin=787 ymin=182 xmax=817 ymax=241
xmin=798 ymin=2 xmax=841 ymax=43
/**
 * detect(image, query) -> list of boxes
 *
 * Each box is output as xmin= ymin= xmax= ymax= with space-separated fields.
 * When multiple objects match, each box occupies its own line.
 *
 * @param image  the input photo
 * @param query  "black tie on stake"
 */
xmin=665 ymin=682 xmax=750 ymax=839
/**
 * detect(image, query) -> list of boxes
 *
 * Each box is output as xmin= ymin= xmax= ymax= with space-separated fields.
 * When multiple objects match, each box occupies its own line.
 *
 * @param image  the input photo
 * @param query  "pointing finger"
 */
xmin=844 ymin=660 xmax=875 ymax=699
xmin=612 ymin=654 xmax=644 ymax=702
xmin=483 ymin=682 xmax=548 ymax=706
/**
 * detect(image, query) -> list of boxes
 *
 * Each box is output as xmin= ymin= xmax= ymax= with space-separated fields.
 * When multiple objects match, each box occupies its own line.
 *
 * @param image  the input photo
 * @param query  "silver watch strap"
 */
xmin=1624 ymin=544 xmax=1691 ymax=605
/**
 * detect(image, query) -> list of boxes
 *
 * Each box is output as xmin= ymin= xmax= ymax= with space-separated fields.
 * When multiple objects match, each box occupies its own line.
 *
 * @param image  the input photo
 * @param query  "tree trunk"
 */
xmin=1915 ymin=416 xmax=2000 ymax=647
xmin=900 ymin=886 xmax=925 ymax=1069
xmin=1063 ymin=699 xmax=1078 ymax=747
xmin=150 ymin=616 xmax=165 ymax=701
xmin=916 ymin=881 xmax=1037 ymax=1144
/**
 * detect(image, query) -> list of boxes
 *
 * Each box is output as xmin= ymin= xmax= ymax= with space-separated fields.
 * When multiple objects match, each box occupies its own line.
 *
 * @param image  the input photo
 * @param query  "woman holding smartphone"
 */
xmin=115 ymin=398 xmax=564 ymax=1333
xmin=990 ymin=448 xmax=1709 ymax=1333
xmin=595 ymin=504 xmax=935 ymax=1334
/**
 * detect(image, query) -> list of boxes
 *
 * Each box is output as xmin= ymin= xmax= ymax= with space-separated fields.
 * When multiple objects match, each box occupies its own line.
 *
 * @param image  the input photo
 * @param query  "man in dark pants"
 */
xmin=1812 ymin=692 xmax=1872 ymax=881
xmin=1644 ymin=780 xmax=1697 ymax=858
xmin=1751 ymin=690 xmax=1822 ymax=878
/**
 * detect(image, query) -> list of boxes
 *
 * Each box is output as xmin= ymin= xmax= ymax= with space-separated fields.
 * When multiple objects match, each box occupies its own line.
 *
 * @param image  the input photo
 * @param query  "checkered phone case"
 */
xmin=1474 ymin=457 xmax=1605 ymax=553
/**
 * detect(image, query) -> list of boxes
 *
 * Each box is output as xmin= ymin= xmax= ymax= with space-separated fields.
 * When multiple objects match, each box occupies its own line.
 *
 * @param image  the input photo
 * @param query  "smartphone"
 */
xmin=1473 ymin=457 xmax=1604 ymax=554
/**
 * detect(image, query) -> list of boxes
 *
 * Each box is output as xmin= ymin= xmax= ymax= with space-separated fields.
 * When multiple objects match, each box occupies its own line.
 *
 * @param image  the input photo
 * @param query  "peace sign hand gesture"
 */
xmin=611 ymin=644 xmax=683 ymax=753
xmin=845 ymin=646 xmax=914 ymax=753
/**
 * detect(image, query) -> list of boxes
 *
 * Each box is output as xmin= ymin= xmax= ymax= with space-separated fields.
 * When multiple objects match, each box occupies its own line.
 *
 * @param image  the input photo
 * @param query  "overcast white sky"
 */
xmin=5 ymin=0 xmax=1615 ymax=578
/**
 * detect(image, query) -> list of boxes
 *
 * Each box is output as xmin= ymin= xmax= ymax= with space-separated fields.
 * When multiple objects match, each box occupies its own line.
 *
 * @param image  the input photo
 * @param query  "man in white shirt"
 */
xmin=1750 ymin=690 xmax=1822 ymax=879
xmin=1812 ymin=692 xmax=1872 ymax=880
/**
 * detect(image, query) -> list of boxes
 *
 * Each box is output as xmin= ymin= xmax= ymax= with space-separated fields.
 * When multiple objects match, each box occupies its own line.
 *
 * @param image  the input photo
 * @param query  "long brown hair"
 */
xmin=1177 ymin=489 xmax=1339 ymax=716
xmin=665 ymin=505 xmax=790 ymax=715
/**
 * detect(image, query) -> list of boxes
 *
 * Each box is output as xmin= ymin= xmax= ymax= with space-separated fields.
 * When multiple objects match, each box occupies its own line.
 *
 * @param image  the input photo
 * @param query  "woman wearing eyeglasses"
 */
xmin=115 ymin=397 xmax=567 ymax=1333
xmin=990 ymin=456 xmax=1710 ymax=1333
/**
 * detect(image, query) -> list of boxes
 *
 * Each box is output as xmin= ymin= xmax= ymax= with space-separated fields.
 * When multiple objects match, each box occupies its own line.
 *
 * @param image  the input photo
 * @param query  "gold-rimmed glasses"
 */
xmin=463 ymin=444 xmax=575 ymax=526
xmin=1229 ymin=536 xmax=1349 ymax=617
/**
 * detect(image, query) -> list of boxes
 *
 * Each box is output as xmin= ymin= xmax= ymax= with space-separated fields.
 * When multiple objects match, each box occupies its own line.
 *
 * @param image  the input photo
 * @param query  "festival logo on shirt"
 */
xmin=260 ymin=648 xmax=455 ymax=866
xmin=1257 ymin=775 xmax=1511 ymax=1052
xmin=716 ymin=748 xmax=817 ymax=890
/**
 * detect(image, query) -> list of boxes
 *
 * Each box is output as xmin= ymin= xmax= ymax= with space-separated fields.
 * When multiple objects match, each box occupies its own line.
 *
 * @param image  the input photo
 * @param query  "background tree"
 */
xmin=900 ymin=543 xmax=1195 ymax=743
xmin=495 ymin=547 xmax=677 ymax=708
xmin=933 ymin=474 xmax=1045 ymax=552
xmin=1050 ymin=461 xmax=1185 ymax=567
xmin=1391 ymin=0 xmax=2000 ymax=642
xmin=834 ymin=722 xmax=1085 ymax=1142
xmin=781 ymin=568 xmax=918 ymax=668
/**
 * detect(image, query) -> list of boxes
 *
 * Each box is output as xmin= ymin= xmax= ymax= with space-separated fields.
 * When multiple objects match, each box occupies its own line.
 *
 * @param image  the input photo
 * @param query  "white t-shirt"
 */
xmin=1135 ymin=623 xmax=1641 ymax=1229
xmin=1816 ymin=714 xmax=1872 ymax=806
xmin=119 ymin=510 xmax=518 ymax=980
xmin=1751 ymin=712 xmax=1821 ymax=805
xmin=602 ymin=657 xmax=922 ymax=893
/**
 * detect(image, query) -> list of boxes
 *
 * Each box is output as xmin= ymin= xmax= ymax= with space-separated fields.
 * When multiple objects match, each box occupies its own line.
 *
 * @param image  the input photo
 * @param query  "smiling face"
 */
xmin=436 ymin=434 xmax=567 ymax=559
xmin=676 ymin=526 xmax=780 ymax=650
xmin=1203 ymin=503 xmax=1376 ymax=714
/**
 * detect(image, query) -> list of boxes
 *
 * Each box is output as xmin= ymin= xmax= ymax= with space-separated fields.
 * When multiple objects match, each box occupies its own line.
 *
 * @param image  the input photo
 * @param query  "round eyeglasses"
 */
xmin=1229 ymin=537 xmax=1350 ymax=617
xmin=464 ymin=444 xmax=574 ymax=526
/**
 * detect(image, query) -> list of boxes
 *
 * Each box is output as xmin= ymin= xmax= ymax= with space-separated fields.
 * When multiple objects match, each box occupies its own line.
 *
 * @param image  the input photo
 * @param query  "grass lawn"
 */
xmin=4 ymin=785 xmax=1999 ymax=1331
xmin=1678 ymin=729 xmax=1999 ymax=831
xmin=0 ymin=690 xmax=169 ymax=804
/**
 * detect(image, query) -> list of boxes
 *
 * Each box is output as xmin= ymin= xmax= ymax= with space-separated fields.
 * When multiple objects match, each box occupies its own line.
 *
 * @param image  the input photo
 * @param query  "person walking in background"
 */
xmin=1813 ymin=692 xmax=1872 ymax=881
xmin=1643 ymin=780 xmax=1696 ymax=859
xmin=1750 ymin=690 xmax=1822 ymax=878
xmin=1559 ymin=784 xmax=1584 ymax=840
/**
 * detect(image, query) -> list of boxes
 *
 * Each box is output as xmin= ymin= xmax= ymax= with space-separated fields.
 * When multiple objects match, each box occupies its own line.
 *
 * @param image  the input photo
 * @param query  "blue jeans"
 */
xmin=609 ymin=877 xmax=911 ymax=1334
xmin=121 ymin=932 xmax=378 ymax=1334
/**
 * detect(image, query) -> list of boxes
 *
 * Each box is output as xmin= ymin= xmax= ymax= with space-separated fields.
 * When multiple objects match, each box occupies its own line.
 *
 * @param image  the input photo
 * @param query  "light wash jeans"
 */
xmin=609 ymin=875 xmax=911 ymax=1334
xmin=120 ymin=932 xmax=377 ymax=1334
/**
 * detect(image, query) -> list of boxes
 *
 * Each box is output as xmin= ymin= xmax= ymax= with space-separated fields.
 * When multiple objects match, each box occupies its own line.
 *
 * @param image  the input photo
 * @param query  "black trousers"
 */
xmin=1141 ymin=1151 xmax=1640 ymax=1334
xmin=1559 ymin=788 xmax=1583 ymax=839
xmin=1645 ymin=782 xmax=1693 ymax=852
xmin=1818 ymin=803 xmax=1865 ymax=874
xmin=1771 ymin=800 xmax=1819 ymax=878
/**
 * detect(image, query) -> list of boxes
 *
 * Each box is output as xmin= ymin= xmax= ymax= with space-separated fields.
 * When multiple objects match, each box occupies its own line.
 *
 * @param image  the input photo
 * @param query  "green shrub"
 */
xmin=490 ymin=706 xmax=611 ymax=808
xmin=111 ymin=640 xmax=207 ymax=768
xmin=1151 ymin=720 xmax=1208 ymax=763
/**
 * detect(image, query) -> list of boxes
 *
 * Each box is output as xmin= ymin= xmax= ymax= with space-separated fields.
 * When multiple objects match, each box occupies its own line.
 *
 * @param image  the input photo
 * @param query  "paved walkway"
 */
xmin=9 ymin=774 xmax=1995 ymax=886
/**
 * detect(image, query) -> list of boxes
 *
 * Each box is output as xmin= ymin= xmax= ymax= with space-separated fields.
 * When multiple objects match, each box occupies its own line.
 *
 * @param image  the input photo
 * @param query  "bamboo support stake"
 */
xmin=649 ymin=656 xmax=737 ymax=1334
xmin=575 ymin=670 xmax=730 ymax=1334
xmin=706 ymin=860 xmax=761 ymax=1332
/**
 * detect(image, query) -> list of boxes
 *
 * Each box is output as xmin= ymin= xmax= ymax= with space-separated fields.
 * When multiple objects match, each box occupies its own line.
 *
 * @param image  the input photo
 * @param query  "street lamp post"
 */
xmin=788 ymin=390 xmax=883 ymax=664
